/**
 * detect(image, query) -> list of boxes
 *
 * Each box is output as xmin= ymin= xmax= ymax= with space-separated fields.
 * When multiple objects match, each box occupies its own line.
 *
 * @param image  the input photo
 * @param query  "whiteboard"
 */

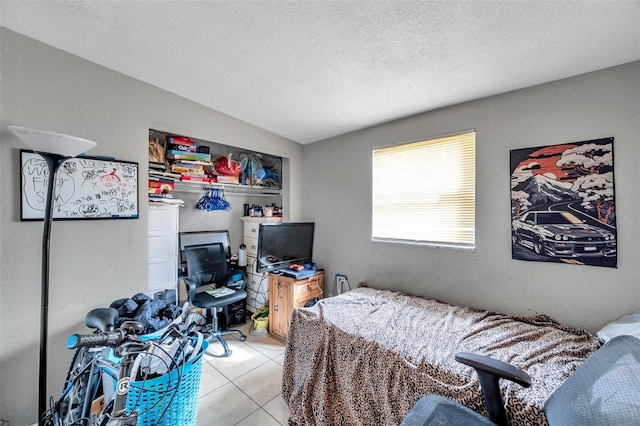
xmin=20 ymin=151 xmax=139 ymax=220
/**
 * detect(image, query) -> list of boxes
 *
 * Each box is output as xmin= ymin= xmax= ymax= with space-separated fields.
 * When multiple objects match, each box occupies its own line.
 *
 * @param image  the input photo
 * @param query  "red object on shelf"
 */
xmin=168 ymin=135 xmax=195 ymax=146
xmin=214 ymin=156 xmax=242 ymax=176
xmin=181 ymin=175 xmax=212 ymax=183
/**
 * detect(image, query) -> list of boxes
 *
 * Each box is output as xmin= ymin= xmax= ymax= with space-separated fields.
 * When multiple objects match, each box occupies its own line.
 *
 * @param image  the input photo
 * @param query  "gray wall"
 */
xmin=303 ymin=61 xmax=640 ymax=333
xmin=0 ymin=29 xmax=303 ymax=425
xmin=2 ymin=26 xmax=639 ymax=426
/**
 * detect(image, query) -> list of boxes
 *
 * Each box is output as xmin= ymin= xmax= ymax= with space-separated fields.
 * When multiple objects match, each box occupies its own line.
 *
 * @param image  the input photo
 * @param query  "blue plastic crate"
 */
xmin=125 ymin=340 xmax=208 ymax=426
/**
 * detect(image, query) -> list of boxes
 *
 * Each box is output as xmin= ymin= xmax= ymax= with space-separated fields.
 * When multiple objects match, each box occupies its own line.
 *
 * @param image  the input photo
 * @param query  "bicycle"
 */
xmin=42 ymin=307 xmax=206 ymax=426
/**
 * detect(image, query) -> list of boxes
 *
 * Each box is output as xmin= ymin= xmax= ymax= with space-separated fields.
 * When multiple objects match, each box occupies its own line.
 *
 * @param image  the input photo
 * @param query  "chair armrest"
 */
xmin=183 ymin=277 xmax=197 ymax=302
xmin=455 ymin=352 xmax=531 ymax=426
xmin=455 ymin=353 xmax=532 ymax=387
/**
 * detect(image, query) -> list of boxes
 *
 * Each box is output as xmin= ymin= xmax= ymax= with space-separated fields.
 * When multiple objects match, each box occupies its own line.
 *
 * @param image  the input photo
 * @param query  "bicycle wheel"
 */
xmin=57 ymin=346 xmax=96 ymax=425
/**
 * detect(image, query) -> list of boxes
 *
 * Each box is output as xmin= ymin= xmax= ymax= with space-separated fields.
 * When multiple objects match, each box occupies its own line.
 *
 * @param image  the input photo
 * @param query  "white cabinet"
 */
xmin=148 ymin=204 xmax=179 ymax=296
xmin=240 ymin=216 xmax=281 ymax=313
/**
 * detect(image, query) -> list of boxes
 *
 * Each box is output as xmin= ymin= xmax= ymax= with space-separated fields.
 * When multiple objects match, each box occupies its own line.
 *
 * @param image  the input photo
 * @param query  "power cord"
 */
xmin=245 ymin=256 xmax=270 ymax=312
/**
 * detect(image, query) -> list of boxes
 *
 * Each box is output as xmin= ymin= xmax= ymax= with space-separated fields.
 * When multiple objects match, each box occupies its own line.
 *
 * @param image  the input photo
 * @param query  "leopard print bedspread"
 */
xmin=282 ymin=287 xmax=600 ymax=425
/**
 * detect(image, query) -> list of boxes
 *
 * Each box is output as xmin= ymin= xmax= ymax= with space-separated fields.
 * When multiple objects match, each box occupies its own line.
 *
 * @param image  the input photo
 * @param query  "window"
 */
xmin=372 ymin=131 xmax=476 ymax=248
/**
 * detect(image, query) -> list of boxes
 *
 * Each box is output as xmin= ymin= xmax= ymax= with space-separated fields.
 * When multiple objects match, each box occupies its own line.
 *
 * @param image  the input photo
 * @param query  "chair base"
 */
xmin=204 ymin=327 xmax=247 ymax=357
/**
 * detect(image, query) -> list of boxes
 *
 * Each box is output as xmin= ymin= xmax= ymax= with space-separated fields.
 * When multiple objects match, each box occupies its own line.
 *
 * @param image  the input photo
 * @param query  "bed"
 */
xmin=282 ymin=287 xmax=601 ymax=425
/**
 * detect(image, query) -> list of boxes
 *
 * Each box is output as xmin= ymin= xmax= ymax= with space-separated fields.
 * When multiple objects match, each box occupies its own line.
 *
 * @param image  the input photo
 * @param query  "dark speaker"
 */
xmin=219 ymin=299 xmax=246 ymax=329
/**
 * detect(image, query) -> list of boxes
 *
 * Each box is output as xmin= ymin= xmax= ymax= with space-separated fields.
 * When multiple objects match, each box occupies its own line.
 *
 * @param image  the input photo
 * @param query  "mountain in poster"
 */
xmin=512 ymin=174 xmax=577 ymax=205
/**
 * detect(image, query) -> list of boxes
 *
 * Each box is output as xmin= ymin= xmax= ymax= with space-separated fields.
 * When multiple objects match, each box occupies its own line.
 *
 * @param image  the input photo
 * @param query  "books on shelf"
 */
xmin=181 ymin=175 xmax=212 ymax=183
xmin=148 ymin=179 xmax=175 ymax=194
xmin=149 ymin=175 xmax=173 ymax=189
xmin=149 ymin=169 xmax=182 ymax=180
xmin=172 ymin=160 xmax=210 ymax=168
xmin=168 ymin=143 xmax=197 ymax=153
xmin=149 ymin=199 xmax=185 ymax=206
xmin=216 ymin=175 xmax=240 ymax=184
xmin=148 ymin=193 xmax=185 ymax=206
xmin=166 ymin=150 xmax=211 ymax=161
xmin=167 ymin=136 xmax=195 ymax=146
xmin=149 ymin=161 xmax=167 ymax=171
xmin=171 ymin=165 xmax=205 ymax=175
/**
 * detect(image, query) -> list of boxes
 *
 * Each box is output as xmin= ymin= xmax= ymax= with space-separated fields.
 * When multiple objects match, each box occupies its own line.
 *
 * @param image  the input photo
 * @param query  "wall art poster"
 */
xmin=510 ymin=138 xmax=616 ymax=268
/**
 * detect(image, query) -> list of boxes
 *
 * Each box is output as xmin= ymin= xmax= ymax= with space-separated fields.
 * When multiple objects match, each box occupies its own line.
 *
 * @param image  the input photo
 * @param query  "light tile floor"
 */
xmin=197 ymin=322 xmax=290 ymax=425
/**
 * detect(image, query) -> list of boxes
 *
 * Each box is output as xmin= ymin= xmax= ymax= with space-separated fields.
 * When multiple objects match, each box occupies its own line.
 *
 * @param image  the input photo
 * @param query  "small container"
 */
xmin=238 ymin=244 xmax=247 ymax=267
xmin=251 ymin=307 xmax=269 ymax=336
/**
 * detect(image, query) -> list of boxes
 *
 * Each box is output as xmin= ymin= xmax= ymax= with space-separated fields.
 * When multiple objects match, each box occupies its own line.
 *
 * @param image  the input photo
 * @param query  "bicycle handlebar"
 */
xmin=66 ymin=329 xmax=127 ymax=349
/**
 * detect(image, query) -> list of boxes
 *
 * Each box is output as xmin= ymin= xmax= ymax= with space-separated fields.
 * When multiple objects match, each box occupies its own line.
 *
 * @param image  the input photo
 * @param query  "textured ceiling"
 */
xmin=1 ymin=1 xmax=639 ymax=144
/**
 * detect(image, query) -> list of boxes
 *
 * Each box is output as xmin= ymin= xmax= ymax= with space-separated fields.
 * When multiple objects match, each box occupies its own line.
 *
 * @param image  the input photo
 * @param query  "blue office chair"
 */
xmin=184 ymin=242 xmax=247 ymax=357
xmin=401 ymin=335 xmax=640 ymax=426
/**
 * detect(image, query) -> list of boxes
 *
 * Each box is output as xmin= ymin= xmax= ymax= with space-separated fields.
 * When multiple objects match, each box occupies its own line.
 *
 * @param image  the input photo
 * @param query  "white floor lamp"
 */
xmin=8 ymin=126 xmax=97 ymax=424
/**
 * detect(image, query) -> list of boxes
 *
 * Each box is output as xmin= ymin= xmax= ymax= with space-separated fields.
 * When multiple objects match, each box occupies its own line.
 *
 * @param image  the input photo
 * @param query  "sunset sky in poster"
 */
xmin=518 ymin=144 xmax=576 ymax=182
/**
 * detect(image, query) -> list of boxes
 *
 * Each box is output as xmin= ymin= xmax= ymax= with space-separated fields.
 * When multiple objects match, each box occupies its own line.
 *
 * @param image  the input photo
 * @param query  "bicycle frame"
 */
xmin=57 ymin=348 xmax=120 ymax=424
xmin=44 ymin=323 xmax=149 ymax=426
xmin=51 ymin=345 xmax=143 ymax=425
xmin=44 ymin=308 xmax=201 ymax=426
xmin=95 ymin=342 xmax=147 ymax=426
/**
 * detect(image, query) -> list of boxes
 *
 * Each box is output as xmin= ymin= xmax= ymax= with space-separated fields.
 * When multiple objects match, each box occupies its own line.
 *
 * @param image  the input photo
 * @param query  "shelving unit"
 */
xmin=148 ymin=129 xmax=283 ymax=199
xmin=148 ymin=203 xmax=179 ymax=298
xmin=241 ymin=216 xmax=282 ymax=313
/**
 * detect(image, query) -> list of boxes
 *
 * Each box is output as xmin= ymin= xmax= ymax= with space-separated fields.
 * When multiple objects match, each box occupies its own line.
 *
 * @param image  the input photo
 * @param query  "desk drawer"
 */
xmin=243 ymin=222 xmax=261 ymax=238
xmin=293 ymin=281 xmax=322 ymax=305
xmin=244 ymin=236 xmax=259 ymax=256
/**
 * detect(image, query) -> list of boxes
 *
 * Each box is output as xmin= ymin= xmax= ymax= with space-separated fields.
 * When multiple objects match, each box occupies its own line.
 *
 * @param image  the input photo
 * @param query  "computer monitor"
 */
xmin=179 ymin=230 xmax=231 ymax=264
xmin=256 ymin=222 xmax=314 ymax=273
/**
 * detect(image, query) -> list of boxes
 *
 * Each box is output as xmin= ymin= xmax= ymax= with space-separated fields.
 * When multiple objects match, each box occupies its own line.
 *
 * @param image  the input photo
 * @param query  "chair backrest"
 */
xmin=179 ymin=230 xmax=231 ymax=264
xmin=544 ymin=335 xmax=640 ymax=425
xmin=184 ymin=243 xmax=228 ymax=286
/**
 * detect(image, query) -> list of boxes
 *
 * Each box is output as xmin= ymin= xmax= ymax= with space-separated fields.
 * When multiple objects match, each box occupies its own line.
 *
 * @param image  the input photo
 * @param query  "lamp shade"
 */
xmin=9 ymin=125 xmax=97 ymax=157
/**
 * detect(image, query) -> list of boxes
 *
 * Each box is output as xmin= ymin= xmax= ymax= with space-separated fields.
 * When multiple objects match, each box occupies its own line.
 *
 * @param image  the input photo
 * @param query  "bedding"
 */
xmin=282 ymin=287 xmax=600 ymax=425
xmin=596 ymin=309 xmax=640 ymax=342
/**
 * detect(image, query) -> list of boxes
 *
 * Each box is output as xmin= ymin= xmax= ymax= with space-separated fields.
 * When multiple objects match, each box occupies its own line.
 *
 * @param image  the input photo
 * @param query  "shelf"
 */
xmin=171 ymin=179 xmax=281 ymax=196
xmin=240 ymin=216 xmax=283 ymax=223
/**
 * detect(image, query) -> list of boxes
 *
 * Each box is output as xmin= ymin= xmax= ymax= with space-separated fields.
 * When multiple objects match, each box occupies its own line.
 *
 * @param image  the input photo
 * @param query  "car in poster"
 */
xmin=512 ymin=210 xmax=616 ymax=258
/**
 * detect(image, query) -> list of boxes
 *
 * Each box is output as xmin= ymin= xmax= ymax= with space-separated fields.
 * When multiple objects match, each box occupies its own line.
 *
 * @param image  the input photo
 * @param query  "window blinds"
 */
xmin=372 ymin=131 xmax=476 ymax=248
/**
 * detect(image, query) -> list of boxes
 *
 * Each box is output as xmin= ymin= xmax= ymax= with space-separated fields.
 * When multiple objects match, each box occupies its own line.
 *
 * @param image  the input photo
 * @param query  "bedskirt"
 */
xmin=282 ymin=287 xmax=600 ymax=425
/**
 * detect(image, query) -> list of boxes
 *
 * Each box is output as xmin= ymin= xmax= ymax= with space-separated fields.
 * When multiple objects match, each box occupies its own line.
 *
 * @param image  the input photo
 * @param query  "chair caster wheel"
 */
xmin=239 ymin=335 xmax=247 ymax=342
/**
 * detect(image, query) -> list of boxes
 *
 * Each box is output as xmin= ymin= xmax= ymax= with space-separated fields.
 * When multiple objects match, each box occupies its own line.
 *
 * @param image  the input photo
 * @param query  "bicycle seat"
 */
xmin=85 ymin=307 xmax=119 ymax=332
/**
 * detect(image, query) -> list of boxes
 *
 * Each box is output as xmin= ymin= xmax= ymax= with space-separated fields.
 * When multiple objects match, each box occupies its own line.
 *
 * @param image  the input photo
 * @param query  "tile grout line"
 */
xmin=232 ymin=337 xmax=287 ymax=425
xmin=197 ymin=323 xmax=288 ymax=424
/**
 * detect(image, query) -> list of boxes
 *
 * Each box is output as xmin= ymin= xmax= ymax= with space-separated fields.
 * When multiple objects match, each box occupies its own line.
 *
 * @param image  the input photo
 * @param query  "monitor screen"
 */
xmin=179 ymin=230 xmax=231 ymax=263
xmin=257 ymin=222 xmax=314 ymax=273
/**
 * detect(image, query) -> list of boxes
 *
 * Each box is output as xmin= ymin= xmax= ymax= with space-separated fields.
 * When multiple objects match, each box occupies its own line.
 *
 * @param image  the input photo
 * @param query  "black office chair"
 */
xmin=401 ymin=335 xmax=640 ymax=426
xmin=184 ymin=242 xmax=247 ymax=357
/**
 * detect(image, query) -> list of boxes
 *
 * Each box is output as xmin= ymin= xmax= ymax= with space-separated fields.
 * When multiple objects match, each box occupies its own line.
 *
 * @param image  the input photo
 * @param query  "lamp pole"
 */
xmin=38 ymin=153 xmax=66 ymax=425
xmin=8 ymin=125 xmax=97 ymax=425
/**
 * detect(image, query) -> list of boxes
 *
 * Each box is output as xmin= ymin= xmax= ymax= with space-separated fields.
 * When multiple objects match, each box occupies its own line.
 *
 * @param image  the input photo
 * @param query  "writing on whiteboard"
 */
xmin=20 ymin=151 xmax=138 ymax=220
